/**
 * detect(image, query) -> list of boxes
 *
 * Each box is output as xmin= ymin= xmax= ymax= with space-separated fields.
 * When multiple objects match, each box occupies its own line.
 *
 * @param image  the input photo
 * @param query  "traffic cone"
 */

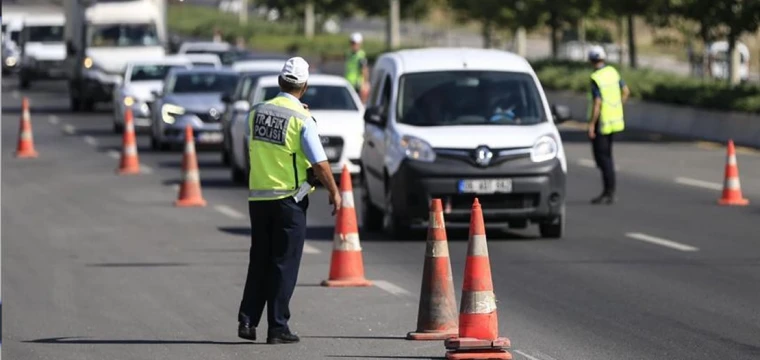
xmin=116 ymin=108 xmax=141 ymax=175
xmin=444 ymin=198 xmax=511 ymax=360
xmin=175 ymin=125 xmax=207 ymax=207
xmin=14 ymin=97 xmax=39 ymax=158
xmin=321 ymin=165 xmax=372 ymax=287
xmin=406 ymin=198 xmax=458 ymax=341
xmin=718 ymin=140 xmax=749 ymax=206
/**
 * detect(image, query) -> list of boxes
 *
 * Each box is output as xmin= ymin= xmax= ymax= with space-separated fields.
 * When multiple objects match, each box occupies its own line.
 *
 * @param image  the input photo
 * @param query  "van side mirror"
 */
xmin=221 ymin=92 xmax=232 ymax=103
xmin=233 ymin=100 xmax=250 ymax=112
xmin=551 ymin=104 xmax=571 ymax=123
xmin=363 ymin=106 xmax=386 ymax=126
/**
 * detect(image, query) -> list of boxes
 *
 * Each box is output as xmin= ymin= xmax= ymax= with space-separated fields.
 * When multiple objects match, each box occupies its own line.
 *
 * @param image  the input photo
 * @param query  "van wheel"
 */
xmin=361 ymin=175 xmax=383 ymax=232
xmin=382 ymin=187 xmax=410 ymax=239
xmin=539 ymin=205 xmax=565 ymax=239
xmin=113 ymin=123 xmax=124 ymax=134
xmin=231 ymin=148 xmax=246 ymax=185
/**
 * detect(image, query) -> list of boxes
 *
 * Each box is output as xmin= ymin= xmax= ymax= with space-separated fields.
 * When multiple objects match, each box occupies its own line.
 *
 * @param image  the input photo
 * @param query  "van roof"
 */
xmin=382 ymin=47 xmax=534 ymax=74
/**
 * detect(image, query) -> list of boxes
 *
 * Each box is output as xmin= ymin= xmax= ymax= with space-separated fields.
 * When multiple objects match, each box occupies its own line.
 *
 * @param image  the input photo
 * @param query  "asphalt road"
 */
xmin=3 ymin=73 xmax=760 ymax=360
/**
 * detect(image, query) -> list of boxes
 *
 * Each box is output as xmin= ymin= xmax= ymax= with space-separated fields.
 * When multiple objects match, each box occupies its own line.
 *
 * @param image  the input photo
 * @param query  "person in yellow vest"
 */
xmin=237 ymin=57 xmax=341 ymax=344
xmin=345 ymin=32 xmax=369 ymax=103
xmin=587 ymin=45 xmax=629 ymax=205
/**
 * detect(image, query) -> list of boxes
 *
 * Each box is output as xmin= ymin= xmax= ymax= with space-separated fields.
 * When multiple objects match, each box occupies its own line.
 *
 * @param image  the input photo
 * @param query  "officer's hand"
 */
xmin=587 ymin=126 xmax=596 ymax=139
xmin=329 ymin=191 xmax=342 ymax=216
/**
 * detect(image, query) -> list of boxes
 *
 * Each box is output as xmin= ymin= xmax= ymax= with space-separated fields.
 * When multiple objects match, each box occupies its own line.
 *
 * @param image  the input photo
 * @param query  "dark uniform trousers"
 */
xmin=592 ymin=123 xmax=616 ymax=195
xmin=239 ymin=195 xmax=309 ymax=335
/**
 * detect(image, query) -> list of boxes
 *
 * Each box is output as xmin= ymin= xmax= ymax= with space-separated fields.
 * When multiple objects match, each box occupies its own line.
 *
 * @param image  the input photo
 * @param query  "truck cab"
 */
xmin=65 ymin=0 xmax=168 ymax=111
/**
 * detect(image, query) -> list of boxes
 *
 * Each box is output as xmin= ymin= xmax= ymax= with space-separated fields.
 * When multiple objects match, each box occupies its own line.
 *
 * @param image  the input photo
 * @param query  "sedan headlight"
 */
xmin=123 ymin=96 xmax=135 ymax=107
xmin=400 ymin=135 xmax=435 ymax=162
xmin=530 ymin=135 xmax=559 ymax=163
xmin=161 ymin=103 xmax=185 ymax=124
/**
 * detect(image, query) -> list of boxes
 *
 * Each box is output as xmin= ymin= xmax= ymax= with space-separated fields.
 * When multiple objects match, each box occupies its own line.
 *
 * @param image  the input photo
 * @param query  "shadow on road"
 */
xmin=24 ymin=337 xmax=252 ymax=345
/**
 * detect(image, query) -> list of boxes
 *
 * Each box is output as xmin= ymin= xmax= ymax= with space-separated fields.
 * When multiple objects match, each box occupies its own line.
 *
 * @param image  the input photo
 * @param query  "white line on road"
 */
xmin=674 ymin=177 xmax=722 ymax=191
xmin=11 ymin=90 xmax=19 ymax=99
xmin=106 ymin=150 xmax=120 ymax=159
xmin=140 ymin=165 xmax=153 ymax=174
xmin=625 ymin=232 xmax=699 ymax=252
xmin=48 ymin=115 xmax=59 ymax=125
xmin=515 ymin=350 xmax=559 ymax=360
xmin=83 ymin=136 xmax=97 ymax=146
xmin=214 ymin=205 xmax=245 ymax=219
xmin=303 ymin=242 xmax=321 ymax=254
xmin=577 ymin=158 xmax=595 ymax=168
xmin=63 ymin=124 xmax=76 ymax=134
xmin=374 ymin=280 xmax=413 ymax=297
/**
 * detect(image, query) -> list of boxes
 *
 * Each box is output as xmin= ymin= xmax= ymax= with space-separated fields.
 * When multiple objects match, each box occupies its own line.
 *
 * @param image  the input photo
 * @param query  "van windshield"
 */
xmin=89 ymin=23 xmax=159 ymax=47
xmin=396 ymin=71 xmax=547 ymax=126
xmin=27 ymin=25 xmax=64 ymax=42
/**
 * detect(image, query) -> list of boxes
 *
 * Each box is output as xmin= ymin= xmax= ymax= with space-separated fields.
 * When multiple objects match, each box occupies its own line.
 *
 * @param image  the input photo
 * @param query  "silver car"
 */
xmin=149 ymin=67 xmax=240 ymax=150
xmin=112 ymin=57 xmax=192 ymax=133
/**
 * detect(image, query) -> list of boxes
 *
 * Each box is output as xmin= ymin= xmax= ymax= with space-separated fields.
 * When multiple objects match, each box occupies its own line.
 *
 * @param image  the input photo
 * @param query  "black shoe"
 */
xmin=238 ymin=323 xmax=256 ymax=341
xmin=267 ymin=331 xmax=300 ymax=344
xmin=591 ymin=194 xmax=615 ymax=205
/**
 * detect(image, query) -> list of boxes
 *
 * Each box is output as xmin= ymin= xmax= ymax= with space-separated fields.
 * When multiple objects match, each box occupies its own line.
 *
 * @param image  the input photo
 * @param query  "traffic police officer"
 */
xmin=345 ymin=32 xmax=369 ymax=102
xmin=587 ymin=45 xmax=630 ymax=205
xmin=238 ymin=57 xmax=341 ymax=344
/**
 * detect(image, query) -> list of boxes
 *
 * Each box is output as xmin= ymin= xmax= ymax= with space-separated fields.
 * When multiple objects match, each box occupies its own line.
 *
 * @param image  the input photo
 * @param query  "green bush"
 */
xmin=531 ymin=59 xmax=760 ymax=113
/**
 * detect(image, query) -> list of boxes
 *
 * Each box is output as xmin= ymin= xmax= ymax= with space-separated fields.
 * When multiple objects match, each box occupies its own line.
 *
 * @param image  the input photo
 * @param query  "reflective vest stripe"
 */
xmin=248 ymin=188 xmax=298 ymax=198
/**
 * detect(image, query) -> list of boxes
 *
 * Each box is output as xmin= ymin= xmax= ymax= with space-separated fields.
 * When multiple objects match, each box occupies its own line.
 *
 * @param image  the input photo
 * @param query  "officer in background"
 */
xmin=587 ymin=45 xmax=630 ymax=205
xmin=238 ymin=57 xmax=341 ymax=344
xmin=345 ymin=32 xmax=369 ymax=103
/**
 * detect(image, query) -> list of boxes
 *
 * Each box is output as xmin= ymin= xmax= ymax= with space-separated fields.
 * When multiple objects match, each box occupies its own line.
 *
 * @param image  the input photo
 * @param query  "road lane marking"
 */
xmin=214 ymin=205 xmax=245 ymax=219
xmin=11 ymin=90 xmax=19 ymax=99
xmin=303 ymin=242 xmax=321 ymax=254
xmin=674 ymin=177 xmax=722 ymax=191
xmin=374 ymin=280 xmax=413 ymax=297
xmin=140 ymin=165 xmax=153 ymax=174
xmin=695 ymin=141 xmax=722 ymax=150
xmin=106 ymin=150 xmax=120 ymax=159
xmin=625 ymin=232 xmax=699 ymax=252
xmin=48 ymin=115 xmax=59 ymax=125
xmin=63 ymin=124 xmax=76 ymax=134
xmin=83 ymin=136 xmax=98 ymax=146
xmin=515 ymin=350 xmax=559 ymax=360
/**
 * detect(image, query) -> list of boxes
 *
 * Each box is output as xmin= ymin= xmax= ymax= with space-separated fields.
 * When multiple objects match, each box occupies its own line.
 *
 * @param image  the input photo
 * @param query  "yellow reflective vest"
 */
xmin=588 ymin=65 xmax=625 ymax=135
xmin=247 ymin=95 xmax=313 ymax=201
xmin=345 ymin=49 xmax=366 ymax=89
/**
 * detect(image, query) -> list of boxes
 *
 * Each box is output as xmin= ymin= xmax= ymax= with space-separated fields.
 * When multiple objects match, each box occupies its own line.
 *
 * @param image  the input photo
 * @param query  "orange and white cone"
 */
xmin=116 ymin=108 xmax=141 ymax=175
xmin=718 ymin=140 xmax=749 ymax=206
xmin=14 ymin=97 xmax=39 ymax=158
xmin=321 ymin=165 xmax=372 ymax=287
xmin=407 ymin=198 xmax=458 ymax=341
xmin=444 ymin=198 xmax=511 ymax=360
xmin=175 ymin=125 xmax=207 ymax=207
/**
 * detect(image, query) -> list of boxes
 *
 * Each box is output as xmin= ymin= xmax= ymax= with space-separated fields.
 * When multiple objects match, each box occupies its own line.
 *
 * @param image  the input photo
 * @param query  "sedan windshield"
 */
xmin=397 ymin=71 xmax=546 ymax=126
xmin=168 ymin=72 xmax=239 ymax=94
xmin=262 ymin=85 xmax=358 ymax=111
xmin=27 ymin=25 xmax=64 ymax=42
xmin=89 ymin=23 xmax=159 ymax=47
xmin=130 ymin=64 xmax=185 ymax=82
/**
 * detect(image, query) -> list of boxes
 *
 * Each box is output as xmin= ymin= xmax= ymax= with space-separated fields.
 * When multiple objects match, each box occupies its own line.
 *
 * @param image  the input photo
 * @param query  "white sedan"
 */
xmin=112 ymin=57 xmax=192 ymax=133
xmin=229 ymin=74 xmax=365 ymax=183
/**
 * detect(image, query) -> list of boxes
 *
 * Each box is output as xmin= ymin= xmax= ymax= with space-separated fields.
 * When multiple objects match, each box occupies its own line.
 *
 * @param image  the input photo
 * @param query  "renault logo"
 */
xmin=474 ymin=146 xmax=493 ymax=167
xmin=209 ymin=108 xmax=220 ymax=118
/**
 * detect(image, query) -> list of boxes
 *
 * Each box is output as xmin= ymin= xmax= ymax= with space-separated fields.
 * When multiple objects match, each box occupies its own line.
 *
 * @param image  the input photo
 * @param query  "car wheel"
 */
xmin=82 ymin=99 xmax=95 ymax=112
xmin=19 ymin=76 xmax=30 ymax=89
xmin=361 ymin=174 xmax=383 ymax=232
xmin=222 ymin=148 xmax=230 ymax=166
xmin=150 ymin=133 xmax=159 ymax=150
xmin=539 ymin=204 xmax=565 ymax=239
xmin=113 ymin=122 xmax=124 ymax=134
xmin=230 ymin=144 xmax=246 ymax=185
xmin=382 ymin=184 xmax=410 ymax=239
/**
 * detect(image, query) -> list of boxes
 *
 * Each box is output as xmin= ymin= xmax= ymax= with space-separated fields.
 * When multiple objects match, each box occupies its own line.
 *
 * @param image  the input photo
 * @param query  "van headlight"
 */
xmin=123 ymin=96 xmax=135 ymax=107
xmin=5 ymin=56 xmax=17 ymax=66
xmin=530 ymin=135 xmax=558 ymax=163
xmin=400 ymin=135 xmax=436 ymax=162
xmin=161 ymin=103 xmax=185 ymax=124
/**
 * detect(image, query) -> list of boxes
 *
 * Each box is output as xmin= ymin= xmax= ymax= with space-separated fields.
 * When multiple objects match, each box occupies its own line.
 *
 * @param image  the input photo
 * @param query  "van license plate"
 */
xmin=198 ymin=132 xmax=223 ymax=143
xmin=458 ymin=179 xmax=513 ymax=194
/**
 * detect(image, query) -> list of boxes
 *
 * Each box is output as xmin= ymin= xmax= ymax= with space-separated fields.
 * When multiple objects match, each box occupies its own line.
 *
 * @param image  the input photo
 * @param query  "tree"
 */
xmin=447 ymin=0 xmax=544 ymax=48
xmin=607 ymin=0 xmax=670 ymax=68
xmin=539 ymin=0 xmax=598 ymax=58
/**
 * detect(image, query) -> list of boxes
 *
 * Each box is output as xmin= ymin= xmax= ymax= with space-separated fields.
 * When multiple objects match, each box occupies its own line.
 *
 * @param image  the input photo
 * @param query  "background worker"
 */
xmin=238 ymin=57 xmax=341 ymax=344
xmin=587 ymin=45 xmax=630 ymax=205
xmin=345 ymin=32 xmax=369 ymax=103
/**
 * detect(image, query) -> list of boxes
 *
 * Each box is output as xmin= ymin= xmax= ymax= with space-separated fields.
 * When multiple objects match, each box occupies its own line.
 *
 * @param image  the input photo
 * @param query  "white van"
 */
xmin=18 ymin=14 xmax=67 ymax=88
xmin=360 ymin=48 xmax=571 ymax=239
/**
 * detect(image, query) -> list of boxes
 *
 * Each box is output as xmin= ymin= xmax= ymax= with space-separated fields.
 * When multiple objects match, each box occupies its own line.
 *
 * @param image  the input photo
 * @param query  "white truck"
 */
xmin=64 ymin=0 xmax=168 ymax=111
xmin=18 ymin=14 xmax=67 ymax=88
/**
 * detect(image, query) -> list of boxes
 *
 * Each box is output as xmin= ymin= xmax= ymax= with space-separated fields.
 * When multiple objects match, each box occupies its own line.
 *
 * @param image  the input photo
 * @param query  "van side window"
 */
xmin=379 ymin=75 xmax=392 ymax=115
xmin=368 ymin=71 xmax=385 ymax=106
